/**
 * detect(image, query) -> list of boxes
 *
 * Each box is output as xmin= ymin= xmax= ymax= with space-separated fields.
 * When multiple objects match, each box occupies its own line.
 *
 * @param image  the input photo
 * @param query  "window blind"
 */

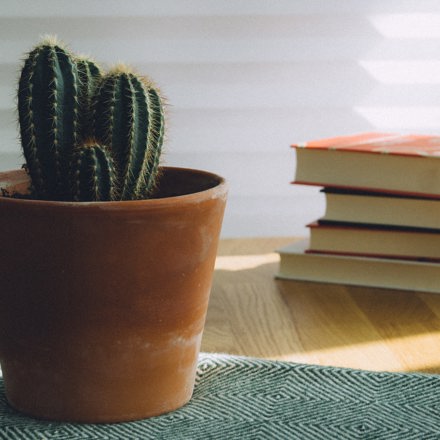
xmin=2 ymin=0 xmax=440 ymax=236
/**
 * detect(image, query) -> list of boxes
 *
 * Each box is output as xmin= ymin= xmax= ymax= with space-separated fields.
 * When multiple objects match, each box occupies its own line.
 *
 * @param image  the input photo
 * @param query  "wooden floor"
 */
xmin=201 ymin=237 xmax=440 ymax=374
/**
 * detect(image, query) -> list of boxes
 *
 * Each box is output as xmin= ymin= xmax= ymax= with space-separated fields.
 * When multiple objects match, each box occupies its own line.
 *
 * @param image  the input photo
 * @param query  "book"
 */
xmin=308 ymin=221 xmax=440 ymax=261
xmin=292 ymin=132 xmax=440 ymax=198
xmin=276 ymin=239 xmax=440 ymax=293
xmin=322 ymin=189 xmax=440 ymax=230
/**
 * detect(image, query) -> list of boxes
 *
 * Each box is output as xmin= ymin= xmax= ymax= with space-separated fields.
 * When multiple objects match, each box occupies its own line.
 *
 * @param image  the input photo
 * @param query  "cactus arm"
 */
xmin=92 ymin=67 xmax=165 ymax=200
xmin=92 ymin=73 xmax=114 ymax=144
xmin=69 ymin=143 xmax=117 ymax=201
xmin=17 ymin=40 xmax=81 ymax=200
xmin=125 ymin=74 xmax=149 ymax=199
xmin=18 ymin=48 xmax=45 ymax=195
xmin=92 ymin=71 xmax=143 ymax=199
xmin=114 ymin=73 xmax=141 ymax=196
xmin=76 ymin=57 xmax=102 ymax=140
xmin=138 ymin=85 xmax=165 ymax=197
xmin=51 ymin=47 xmax=81 ymax=194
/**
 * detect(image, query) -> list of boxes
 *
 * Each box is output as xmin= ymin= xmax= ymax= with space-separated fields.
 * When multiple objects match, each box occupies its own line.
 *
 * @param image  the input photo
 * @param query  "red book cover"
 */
xmin=293 ymin=132 xmax=440 ymax=158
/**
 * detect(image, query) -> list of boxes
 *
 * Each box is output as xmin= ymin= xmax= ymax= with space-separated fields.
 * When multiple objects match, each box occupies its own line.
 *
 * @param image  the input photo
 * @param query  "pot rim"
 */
xmin=0 ymin=166 xmax=228 ymax=211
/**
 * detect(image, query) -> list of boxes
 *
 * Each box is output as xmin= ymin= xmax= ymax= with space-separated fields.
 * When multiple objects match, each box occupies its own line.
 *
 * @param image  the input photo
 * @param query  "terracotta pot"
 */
xmin=0 ymin=167 xmax=227 ymax=423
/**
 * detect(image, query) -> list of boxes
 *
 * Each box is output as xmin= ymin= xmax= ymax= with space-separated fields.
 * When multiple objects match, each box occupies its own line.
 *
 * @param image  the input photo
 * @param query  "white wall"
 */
xmin=1 ymin=0 xmax=440 ymax=237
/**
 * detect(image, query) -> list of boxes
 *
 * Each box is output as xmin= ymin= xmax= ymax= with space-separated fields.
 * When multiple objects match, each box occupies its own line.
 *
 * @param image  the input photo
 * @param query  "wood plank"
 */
xmin=218 ymin=281 xmax=307 ymax=360
xmin=202 ymin=237 xmax=440 ymax=373
xmin=277 ymin=280 xmax=402 ymax=370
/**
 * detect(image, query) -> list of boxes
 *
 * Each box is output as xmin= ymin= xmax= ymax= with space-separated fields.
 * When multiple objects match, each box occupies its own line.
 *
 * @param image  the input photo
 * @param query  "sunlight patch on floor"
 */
xmin=215 ymin=253 xmax=279 ymax=271
xmin=271 ymin=331 xmax=440 ymax=373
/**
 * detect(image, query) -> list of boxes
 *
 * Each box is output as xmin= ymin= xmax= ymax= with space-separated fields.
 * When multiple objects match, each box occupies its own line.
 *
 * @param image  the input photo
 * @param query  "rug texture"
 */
xmin=0 ymin=353 xmax=439 ymax=439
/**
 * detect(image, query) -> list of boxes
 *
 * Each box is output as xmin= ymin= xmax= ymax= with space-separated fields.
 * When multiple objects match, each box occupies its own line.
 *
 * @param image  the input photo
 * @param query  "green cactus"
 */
xmin=17 ymin=39 xmax=166 ymax=202
xmin=69 ymin=142 xmax=117 ymax=202
xmin=17 ymin=37 xmax=81 ymax=200
xmin=76 ymin=56 xmax=102 ymax=140
xmin=143 ymin=84 xmax=165 ymax=197
xmin=92 ymin=66 xmax=165 ymax=200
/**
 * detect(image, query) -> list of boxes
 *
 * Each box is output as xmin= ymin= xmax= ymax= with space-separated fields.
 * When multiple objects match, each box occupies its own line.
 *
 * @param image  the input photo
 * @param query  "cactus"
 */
xmin=17 ymin=37 xmax=81 ymax=200
xmin=92 ymin=66 xmax=165 ymax=200
xmin=69 ymin=142 xmax=117 ymax=202
xmin=17 ymin=39 xmax=166 ymax=202
xmin=76 ymin=56 xmax=102 ymax=140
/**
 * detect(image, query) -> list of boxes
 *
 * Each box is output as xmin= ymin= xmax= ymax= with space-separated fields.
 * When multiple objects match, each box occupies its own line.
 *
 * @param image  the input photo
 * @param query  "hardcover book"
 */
xmin=308 ymin=222 xmax=440 ymax=261
xmin=276 ymin=239 xmax=440 ymax=293
xmin=292 ymin=133 xmax=440 ymax=197
xmin=322 ymin=189 xmax=440 ymax=230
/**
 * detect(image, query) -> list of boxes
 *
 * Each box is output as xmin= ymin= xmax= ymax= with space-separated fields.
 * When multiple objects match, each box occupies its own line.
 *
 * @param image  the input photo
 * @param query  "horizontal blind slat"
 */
xmin=5 ymin=0 xmax=440 ymax=17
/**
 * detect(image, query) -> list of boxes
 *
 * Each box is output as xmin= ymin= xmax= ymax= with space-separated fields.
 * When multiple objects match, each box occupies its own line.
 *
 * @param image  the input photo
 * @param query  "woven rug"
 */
xmin=0 ymin=354 xmax=440 ymax=440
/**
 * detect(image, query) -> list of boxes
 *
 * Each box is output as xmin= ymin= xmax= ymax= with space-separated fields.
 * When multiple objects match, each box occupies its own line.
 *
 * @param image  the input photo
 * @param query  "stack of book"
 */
xmin=277 ymin=132 xmax=440 ymax=293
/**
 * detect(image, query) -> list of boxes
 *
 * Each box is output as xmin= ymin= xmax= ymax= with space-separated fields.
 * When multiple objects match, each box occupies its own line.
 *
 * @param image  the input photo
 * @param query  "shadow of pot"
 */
xmin=0 ymin=167 xmax=227 ymax=423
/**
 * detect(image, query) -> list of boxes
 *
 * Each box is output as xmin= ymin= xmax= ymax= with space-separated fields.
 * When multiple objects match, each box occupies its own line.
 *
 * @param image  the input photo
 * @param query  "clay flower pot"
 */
xmin=0 ymin=167 xmax=227 ymax=423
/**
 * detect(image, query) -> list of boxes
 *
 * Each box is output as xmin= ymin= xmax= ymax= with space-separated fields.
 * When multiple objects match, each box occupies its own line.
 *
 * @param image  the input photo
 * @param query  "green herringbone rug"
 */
xmin=1 ymin=353 xmax=440 ymax=439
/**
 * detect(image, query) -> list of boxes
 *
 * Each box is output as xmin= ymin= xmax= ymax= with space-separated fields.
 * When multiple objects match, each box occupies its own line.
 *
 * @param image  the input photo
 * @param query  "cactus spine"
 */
xmin=18 ymin=38 xmax=81 ymax=200
xmin=92 ymin=67 xmax=165 ymax=200
xmin=70 ymin=142 xmax=117 ymax=202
